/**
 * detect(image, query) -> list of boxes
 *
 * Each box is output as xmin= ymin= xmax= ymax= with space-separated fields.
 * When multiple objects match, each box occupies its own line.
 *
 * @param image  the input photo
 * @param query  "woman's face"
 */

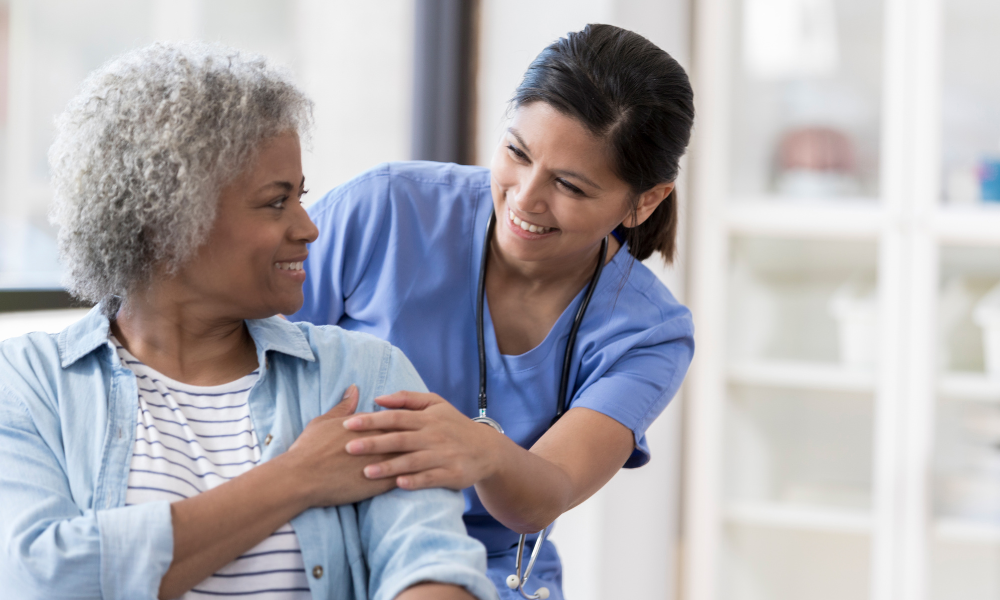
xmin=176 ymin=130 xmax=318 ymax=319
xmin=489 ymin=102 xmax=636 ymax=267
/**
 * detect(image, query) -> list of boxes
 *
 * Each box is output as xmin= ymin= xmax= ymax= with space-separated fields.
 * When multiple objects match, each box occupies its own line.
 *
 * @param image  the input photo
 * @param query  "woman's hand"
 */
xmin=341 ymin=391 xmax=505 ymax=491
xmin=281 ymin=385 xmax=398 ymax=506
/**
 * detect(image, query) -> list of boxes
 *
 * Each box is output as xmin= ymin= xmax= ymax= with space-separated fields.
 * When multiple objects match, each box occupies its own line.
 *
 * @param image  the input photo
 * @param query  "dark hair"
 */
xmin=512 ymin=24 xmax=695 ymax=262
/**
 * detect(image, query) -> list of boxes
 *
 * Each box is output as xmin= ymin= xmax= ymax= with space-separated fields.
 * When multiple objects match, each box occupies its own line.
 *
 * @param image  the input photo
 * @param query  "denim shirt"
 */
xmin=0 ymin=307 xmax=496 ymax=600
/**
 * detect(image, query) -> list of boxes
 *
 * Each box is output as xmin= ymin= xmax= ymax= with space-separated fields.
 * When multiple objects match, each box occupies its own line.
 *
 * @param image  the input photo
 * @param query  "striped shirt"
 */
xmin=114 ymin=337 xmax=312 ymax=600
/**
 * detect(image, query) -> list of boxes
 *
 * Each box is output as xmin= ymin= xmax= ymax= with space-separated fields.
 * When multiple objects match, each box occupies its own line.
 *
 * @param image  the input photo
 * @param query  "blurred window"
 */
xmin=0 ymin=0 xmax=413 ymax=298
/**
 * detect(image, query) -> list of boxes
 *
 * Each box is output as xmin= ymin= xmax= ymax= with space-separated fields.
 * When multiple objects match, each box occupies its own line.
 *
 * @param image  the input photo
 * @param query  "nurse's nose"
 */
xmin=510 ymin=173 xmax=548 ymax=215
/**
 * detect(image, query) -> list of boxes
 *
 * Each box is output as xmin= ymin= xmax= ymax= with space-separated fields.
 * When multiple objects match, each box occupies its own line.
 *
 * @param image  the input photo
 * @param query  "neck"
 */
xmin=488 ymin=233 xmax=620 ymax=290
xmin=111 ymin=280 xmax=258 ymax=386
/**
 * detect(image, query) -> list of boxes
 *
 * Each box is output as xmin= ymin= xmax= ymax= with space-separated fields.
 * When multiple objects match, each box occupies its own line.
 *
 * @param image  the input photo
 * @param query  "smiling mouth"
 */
xmin=508 ymin=209 xmax=555 ymax=234
xmin=275 ymin=261 xmax=303 ymax=271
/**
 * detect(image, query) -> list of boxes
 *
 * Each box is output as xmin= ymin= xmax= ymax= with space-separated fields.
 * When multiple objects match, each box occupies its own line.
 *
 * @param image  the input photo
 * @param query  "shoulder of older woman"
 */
xmin=286 ymin=319 xmax=429 ymax=415
xmin=0 ymin=331 xmax=67 ymax=418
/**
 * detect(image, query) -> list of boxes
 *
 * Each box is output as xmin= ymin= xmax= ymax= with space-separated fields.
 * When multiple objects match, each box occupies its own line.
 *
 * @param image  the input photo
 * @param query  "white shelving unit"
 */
xmin=726 ymin=502 xmax=872 ymax=535
xmin=684 ymin=0 xmax=1000 ymax=599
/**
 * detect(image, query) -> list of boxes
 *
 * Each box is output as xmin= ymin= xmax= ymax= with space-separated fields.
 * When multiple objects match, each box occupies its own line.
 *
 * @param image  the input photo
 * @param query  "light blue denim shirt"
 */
xmin=0 ymin=306 xmax=497 ymax=600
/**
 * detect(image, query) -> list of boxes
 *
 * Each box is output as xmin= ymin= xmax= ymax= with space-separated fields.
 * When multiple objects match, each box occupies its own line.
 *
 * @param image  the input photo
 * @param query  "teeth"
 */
xmin=276 ymin=262 xmax=303 ymax=271
xmin=508 ymin=209 xmax=551 ymax=234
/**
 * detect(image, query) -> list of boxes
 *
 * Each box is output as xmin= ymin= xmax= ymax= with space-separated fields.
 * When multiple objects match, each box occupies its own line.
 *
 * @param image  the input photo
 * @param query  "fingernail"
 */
xmin=397 ymin=477 xmax=410 ymax=488
xmin=343 ymin=418 xmax=359 ymax=429
xmin=342 ymin=385 xmax=355 ymax=400
xmin=364 ymin=465 xmax=381 ymax=478
xmin=345 ymin=440 xmax=362 ymax=454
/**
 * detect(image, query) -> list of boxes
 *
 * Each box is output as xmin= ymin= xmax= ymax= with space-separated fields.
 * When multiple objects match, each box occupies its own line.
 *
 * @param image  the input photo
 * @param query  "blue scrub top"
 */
xmin=291 ymin=161 xmax=694 ymax=598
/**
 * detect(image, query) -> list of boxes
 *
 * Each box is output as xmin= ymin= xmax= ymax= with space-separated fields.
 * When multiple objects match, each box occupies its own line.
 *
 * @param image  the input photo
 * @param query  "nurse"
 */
xmin=291 ymin=24 xmax=695 ymax=599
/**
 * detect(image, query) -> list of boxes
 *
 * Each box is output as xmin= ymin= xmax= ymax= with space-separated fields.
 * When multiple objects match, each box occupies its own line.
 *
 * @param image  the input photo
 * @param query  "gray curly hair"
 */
xmin=48 ymin=41 xmax=313 ymax=317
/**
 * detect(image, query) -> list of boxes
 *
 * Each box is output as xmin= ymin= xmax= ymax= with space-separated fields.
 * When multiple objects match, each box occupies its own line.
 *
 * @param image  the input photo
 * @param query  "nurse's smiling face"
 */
xmin=489 ymin=102 xmax=635 ymax=267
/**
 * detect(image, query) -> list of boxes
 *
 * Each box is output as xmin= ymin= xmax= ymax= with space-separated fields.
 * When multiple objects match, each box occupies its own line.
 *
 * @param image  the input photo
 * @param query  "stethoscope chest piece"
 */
xmin=472 ymin=413 xmax=504 ymax=434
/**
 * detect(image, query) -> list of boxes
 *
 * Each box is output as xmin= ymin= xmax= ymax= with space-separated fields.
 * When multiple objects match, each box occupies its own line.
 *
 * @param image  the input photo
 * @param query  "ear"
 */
xmin=622 ymin=182 xmax=675 ymax=228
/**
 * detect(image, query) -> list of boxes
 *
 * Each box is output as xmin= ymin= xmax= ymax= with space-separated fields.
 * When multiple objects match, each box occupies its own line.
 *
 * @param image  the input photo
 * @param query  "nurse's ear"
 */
xmin=622 ymin=182 xmax=675 ymax=228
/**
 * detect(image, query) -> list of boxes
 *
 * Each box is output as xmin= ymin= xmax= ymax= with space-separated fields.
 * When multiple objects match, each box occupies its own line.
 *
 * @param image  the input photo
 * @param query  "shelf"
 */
xmin=932 ymin=206 xmax=1000 ymax=247
xmin=935 ymin=518 xmax=1000 ymax=544
xmin=729 ymin=359 xmax=877 ymax=393
xmin=939 ymin=372 xmax=1000 ymax=403
xmin=725 ymin=199 xmax=885 ymax=240
xmin=725 ymin=502 xmax=872 ymax=534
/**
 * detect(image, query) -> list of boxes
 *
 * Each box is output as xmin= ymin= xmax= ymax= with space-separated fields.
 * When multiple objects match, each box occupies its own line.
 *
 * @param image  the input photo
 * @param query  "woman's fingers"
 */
xmin=343 ymin=408 xmax=426 ymax=432
xmin=373 ymin=391 xmax=445 ymax=411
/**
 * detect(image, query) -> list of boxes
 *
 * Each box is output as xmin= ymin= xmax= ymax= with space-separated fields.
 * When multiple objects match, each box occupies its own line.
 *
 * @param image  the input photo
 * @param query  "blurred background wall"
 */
xmin=2 ymin=1 xmax=1000 ymax=599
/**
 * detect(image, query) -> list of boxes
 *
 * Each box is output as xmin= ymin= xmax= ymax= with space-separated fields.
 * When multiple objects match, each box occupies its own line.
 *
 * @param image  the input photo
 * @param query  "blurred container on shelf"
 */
xmin=973 ymin=281 xmax=1000 ymax=377
xmin=775 ymin=127 xmax=860 ymax=197
xmin=939 ymin=277 xmax=977 ymax=370
xmin=828 ymin=279 xmax=877 ymax=368
xmin=979 ymin=157 xmax=1000 ymax=202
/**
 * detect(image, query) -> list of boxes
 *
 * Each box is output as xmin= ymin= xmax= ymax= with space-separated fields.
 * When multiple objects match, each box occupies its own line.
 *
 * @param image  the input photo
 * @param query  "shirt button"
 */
xmin=312 ymin=565 xmax=323 ymax=579
xmin=264 ymin=434 xmax=273 ymax=446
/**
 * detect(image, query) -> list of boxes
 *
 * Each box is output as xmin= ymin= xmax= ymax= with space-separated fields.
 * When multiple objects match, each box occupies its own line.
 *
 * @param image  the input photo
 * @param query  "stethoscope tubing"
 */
xmin=474 ymin=209 xmax=609 ymax=599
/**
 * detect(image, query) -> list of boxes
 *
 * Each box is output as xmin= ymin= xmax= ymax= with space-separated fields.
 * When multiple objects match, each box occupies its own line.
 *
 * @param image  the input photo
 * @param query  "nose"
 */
xmin=510 ymin=171 xmax=549 ymax=215
xmin=291 ymin=203 xmax=319 ymax=244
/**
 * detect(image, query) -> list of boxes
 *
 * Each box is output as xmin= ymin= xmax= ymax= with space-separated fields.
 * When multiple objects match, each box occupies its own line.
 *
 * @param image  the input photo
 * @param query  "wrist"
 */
xmin=261 ymin=452 xmax=314 ymax=512
xmin=479 ymin=427 xmax=511 ymax=484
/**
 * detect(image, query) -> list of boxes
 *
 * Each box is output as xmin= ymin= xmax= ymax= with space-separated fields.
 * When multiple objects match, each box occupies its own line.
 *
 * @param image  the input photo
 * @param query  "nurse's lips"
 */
xmin=506 ymin=209 xmax=557 ymax=239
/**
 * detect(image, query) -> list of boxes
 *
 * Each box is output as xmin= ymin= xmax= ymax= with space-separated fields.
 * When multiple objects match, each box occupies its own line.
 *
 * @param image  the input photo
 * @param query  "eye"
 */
xmin=506 ymin=143 xmax=529 ymax=162
xmin=269 ymin=196 xmax=289 ymax=209
xmin=556 ymin=178 xmax=585 ymax=196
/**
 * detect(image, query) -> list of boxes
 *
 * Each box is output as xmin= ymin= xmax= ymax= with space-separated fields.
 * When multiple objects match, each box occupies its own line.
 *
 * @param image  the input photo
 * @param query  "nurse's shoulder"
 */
xmin=603 ymin=253 xmax=693 ymax=338
xmin=307 ymin=161 xmax=490 ymax=229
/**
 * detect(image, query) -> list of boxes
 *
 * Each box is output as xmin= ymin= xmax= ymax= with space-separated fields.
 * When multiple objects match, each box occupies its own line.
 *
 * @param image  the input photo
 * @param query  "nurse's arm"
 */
xmin=346 ymin=392 xmax=633 ymax=534
xmin=478 ymin=406 xmax=634 ymax=533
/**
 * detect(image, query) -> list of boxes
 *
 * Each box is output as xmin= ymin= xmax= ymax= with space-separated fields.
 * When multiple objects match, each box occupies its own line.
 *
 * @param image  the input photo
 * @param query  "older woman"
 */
xmin=0 ymin=43 xmax=494 ymax=600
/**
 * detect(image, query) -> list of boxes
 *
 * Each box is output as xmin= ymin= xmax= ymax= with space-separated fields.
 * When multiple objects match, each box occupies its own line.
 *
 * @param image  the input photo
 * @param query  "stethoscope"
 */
xmin=472 ymin=210 xmax=607 ymax=600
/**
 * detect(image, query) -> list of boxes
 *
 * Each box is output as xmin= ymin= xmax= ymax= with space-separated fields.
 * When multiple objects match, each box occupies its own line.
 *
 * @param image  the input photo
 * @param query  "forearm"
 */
xmin=159 ymin=453 xmax=309 ymax=599
xmin=474 ymin=432 xmax=575 ymax=533
xmin=475 ymin=408 xmax=635 ymax=534
xmin=396 ymin=583 xmax=476 ymax=600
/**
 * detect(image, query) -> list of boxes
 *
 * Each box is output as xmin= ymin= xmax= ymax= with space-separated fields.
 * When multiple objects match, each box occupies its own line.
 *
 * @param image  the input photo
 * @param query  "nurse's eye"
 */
xmin=556 ymin=178 xmax=585 ymax=196
xmin=506 ymin=143 xmax=529 ymax=163
xmin=269 ymin=196 xmax=289 ymax=209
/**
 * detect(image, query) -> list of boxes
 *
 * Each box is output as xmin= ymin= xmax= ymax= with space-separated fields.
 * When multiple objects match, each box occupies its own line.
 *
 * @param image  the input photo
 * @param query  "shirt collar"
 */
xmin=58 ymin=305 xmax=316 ymax=368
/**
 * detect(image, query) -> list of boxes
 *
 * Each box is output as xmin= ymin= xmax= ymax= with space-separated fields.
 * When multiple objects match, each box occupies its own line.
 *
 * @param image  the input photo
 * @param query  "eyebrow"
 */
xmin=258 ymin=176 xmax=306 ymax=193
xmin=507 ymin=127 xmax=602 ymax=191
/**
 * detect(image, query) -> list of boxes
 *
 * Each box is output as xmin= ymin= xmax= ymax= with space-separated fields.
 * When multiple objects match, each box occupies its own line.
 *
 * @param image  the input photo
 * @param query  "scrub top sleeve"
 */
xmin=572 ymin=316 xmax=695 ymax=469
xmin=293 ymin=166 xmax=394 ymax=326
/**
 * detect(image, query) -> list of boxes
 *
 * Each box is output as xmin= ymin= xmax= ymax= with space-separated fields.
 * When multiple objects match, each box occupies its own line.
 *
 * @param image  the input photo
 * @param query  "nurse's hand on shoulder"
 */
xmin=342 ymin=391 xmax=504 ymax=491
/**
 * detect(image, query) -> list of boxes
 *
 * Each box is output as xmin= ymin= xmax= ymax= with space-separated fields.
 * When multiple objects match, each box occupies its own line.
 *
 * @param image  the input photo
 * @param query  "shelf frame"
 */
xmin=683 ymin=0 xmax=974 ymax=598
